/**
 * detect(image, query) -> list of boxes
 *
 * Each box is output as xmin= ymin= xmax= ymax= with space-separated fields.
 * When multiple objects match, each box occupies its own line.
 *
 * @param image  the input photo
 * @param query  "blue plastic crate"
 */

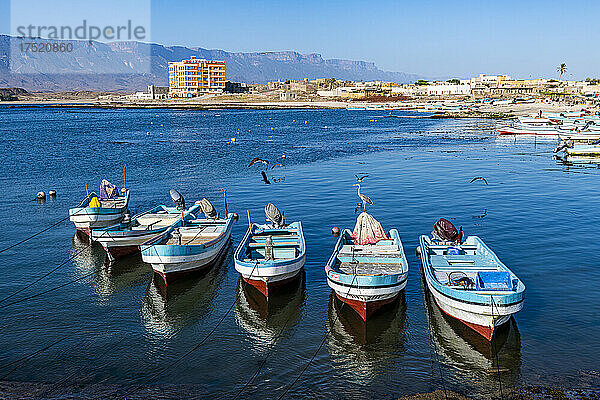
xmin=476 ymin=271 xmax=512 ymax=291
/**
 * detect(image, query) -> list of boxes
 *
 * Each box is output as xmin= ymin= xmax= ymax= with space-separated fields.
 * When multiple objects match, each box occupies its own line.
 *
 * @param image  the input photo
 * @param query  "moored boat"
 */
xmin=140 ymin=196 xmax=235 ymax=285
xmin=234 ymin=203 xmax=306 ymax=298
xmin=497 ymin=126 xmax=560 ymax=136
xmin=325 ymin=212 xmax=409 ymax=320
xmin=418 ymin=218 xmax=525 ymax=341
xmin=69 ymin=179 xmax=130 ymax=238
xmin=91 ymin=194 xmax=202 ymax=263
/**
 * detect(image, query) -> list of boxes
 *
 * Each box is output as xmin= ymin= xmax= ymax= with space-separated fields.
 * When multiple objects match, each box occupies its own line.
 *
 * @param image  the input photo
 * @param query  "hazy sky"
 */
xmin=2 ymin=0 xmax=599 ymax=79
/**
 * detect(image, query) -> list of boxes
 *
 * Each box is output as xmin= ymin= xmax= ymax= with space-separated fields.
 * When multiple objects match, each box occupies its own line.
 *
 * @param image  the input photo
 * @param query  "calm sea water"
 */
xmin=0 ymin=106 xmax=598 ymax=399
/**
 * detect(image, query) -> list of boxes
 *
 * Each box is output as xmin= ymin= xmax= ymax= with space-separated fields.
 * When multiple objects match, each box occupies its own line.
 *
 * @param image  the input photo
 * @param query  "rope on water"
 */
xmin=121 ymin=260 xmax=260 ymax=400
xmin=490 ymin=296 xmax=504 ymax=400
xmin=275 ymin=273 xmax=358 ymax=400
xmin=0 ymin=194 xmax=93 ymax=255
xmin=0 ymin=215 xmax=70 ymax=254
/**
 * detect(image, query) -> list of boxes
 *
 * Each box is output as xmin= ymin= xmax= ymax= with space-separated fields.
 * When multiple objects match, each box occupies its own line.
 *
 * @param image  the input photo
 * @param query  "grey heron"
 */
xmin=352 ymin=183 xmax=373 ymax=210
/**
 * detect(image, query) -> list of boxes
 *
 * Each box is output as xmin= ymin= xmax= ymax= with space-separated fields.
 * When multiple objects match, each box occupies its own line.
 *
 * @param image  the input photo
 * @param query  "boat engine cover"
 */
xmin=200 ymin=198 xmax=218 ymax=219
xmin=265 ymin=203 xmax=285 ymax=228
xmin=433 ymin=218 xmax=459 ymax=242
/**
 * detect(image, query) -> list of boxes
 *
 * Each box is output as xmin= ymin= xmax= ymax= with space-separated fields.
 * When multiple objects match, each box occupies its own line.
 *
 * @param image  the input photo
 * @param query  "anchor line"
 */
xmin=490 ymin=296 xmax=504 ymax=400
xmin=0 ymin=194 xmax=94 ymax=255
xmin=231 ymin=275 xmax=302 ymax=399
xmin=121 ymin=260 xmax=260 ymax=400
xmin=0 ymin=229 xmax=111 ymax=305
xmin=275 ymin=273 xmax=358 ymax=400
xmin=420 ymin=282 xmax=449 ymax=400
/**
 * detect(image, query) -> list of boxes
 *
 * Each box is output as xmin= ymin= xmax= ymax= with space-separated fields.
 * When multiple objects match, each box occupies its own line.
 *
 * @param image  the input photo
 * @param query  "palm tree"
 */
xmin=557 ymin=63 xmax=567 ymax=81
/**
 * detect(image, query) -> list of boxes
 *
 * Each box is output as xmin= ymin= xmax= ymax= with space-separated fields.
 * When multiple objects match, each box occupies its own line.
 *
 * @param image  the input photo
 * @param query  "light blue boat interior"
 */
xmin=419 ymin=235 xmax=525 ymax=306
xmin=326 ymin=228 xmax=408 ymax=287
xmin=235 ymin=222 xmax=305 ymax=267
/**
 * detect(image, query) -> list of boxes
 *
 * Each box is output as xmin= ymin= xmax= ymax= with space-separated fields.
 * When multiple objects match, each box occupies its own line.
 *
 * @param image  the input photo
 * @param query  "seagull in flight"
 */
xmin=355 ymin=174 xmax=369 ymax=182
xmin=470 ymin=176 xmax=488 ymax=185
xmin=249 ymin=157 xmax=269 ymax=168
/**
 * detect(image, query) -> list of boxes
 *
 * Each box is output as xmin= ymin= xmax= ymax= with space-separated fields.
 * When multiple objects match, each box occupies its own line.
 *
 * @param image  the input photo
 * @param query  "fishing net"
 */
xmin=351 ymin=212 xmax=388 ymax=245
xmin=99 ymin=179 xmax=118 ymax=199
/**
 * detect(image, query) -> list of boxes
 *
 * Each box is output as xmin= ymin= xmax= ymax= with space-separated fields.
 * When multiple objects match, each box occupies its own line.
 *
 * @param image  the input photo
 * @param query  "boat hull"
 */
xmin=69 ymin=210 xmax=127 ymax=236
xmin=237 ymin=256 xmax=305 ymax=298
xmin=327 ymin=275 xmax=407 ymax=321
xmin=429 ymin=286 xmax=514 ymax=341
xmin=93 ymin=229 xmax=168 ymax=262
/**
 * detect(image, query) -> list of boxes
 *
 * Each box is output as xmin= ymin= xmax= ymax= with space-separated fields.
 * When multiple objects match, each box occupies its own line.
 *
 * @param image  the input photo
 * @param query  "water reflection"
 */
xmin=326 ymin=292 xmax=408 ymax=385
xmin=423 ymin=290 xmax=522 ymax=396
xmin=234 ymin=271 xmax=305 ymax=351
xmin=70 ymin=234 xmax=150 ymax=300
xmin=141 ymin=246 xmax=230 ymax=338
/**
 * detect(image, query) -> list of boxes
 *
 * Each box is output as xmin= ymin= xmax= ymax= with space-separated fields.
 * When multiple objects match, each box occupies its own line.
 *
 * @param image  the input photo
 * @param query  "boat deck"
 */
xmin=99 ymin=198 xmax=128 ymax=208
xmin=244 ymin=226 xmax=303 ymax=261
xmin=134 ymin=213 xmax=181 ymax=230
xmin=335 ymin=241 xmax=405 ymax=276
xmin=166 ymin=222 xmax=227 ymax=245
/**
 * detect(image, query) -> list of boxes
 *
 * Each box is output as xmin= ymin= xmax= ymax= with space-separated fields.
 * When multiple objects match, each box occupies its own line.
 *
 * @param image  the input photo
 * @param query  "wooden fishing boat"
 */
xmin=69 ymin=179 xmax=130 ymax=238
xmin=234 ymin=203 xmax=306 ymax=298
xmin=91 ymin=201 xmax=201 ymax=263
xmin=325 ymin=212 xmax=408 ymax=321
xmin=418 ymin=219 xmax=525 ymax=341
xmin=140 ymin=197 xmax=235 ymax=285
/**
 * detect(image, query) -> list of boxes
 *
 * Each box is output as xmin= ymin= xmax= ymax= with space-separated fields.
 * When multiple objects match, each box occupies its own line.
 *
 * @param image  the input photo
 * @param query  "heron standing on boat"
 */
xmin=353 ymin=183 xmax=373 ymax=210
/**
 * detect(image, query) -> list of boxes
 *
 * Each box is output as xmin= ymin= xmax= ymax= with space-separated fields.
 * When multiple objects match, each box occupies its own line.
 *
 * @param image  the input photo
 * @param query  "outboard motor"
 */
xmin=265 ymin=203 xmax=285 ymax=228
xmin=433 ymin=218 xmax=462 ymax=243
xmin=199 ymin=198 xmax=218 ymax=219
xmin=170 ymin=189 xmax=186 ymax=210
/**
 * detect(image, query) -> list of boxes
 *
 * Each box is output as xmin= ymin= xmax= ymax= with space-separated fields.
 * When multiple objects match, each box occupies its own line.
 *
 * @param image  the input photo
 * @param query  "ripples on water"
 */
xmin=0 ymin=107 xmax=599 ymax=399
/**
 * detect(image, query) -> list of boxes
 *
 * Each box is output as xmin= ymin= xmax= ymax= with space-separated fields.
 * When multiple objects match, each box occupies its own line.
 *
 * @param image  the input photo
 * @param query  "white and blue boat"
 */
xmin=91 ymin=200 xmax=202 ymax=263
xmin=234 ymin=203 xmax=306 ymax=298
xmin=141 ymin=196 xmax=235 ymax=285
xmin=325 ymin=212 xmax=408 ymax=320
xmin=418 ymin=218 xmax=525 ymax=341
xmin=69 ymin=179 xmax=130 ymax=237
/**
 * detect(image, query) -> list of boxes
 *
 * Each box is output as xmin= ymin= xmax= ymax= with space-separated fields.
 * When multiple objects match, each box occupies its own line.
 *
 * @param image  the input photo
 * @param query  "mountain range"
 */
xmin=0 ymin=35 xmax=420 ymax=92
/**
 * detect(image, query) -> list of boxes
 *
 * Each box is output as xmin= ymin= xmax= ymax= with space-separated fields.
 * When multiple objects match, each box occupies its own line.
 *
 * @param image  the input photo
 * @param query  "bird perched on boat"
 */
xmin=248 ymin=157 xmax=269 ymax=168
xmin=470 ymin=176 xmax=488 ymax=185
xmin=352 ymin=184 xmax=373 ymax=210
xmin=355 ymin=174 xmax=369 ymax=182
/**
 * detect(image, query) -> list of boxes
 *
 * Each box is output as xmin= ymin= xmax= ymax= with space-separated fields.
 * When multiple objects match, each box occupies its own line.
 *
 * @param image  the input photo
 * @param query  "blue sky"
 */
xmin=2 ymin=0 xmax=599 ymax=79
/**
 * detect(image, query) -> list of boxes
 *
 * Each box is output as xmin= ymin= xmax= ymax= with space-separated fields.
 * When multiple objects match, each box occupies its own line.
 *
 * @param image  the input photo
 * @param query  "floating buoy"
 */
xmin=270 ymin=127 xmax=274 ymax=131
xmin=304 ymin=121 xmax=307 ymax=124
xmin=331 ymin=227 xmax=340 ymax=237
xmin=146 ymin=132 xmax=150 ymax=135
xmin=282 ymin=153 xmax=287 ymax=159
xmin=293 ymin=119 xmax=295 ymax=122
xmin=160 ymin=124 xmax=163 ymax=127
xmin=230 ymin=137 xmax=236 ymax=143
xmin=36 ymin=191 xmax=46 ymax=200
xmin=150 ymin=122 xmax=153 ymax=124
xmin=48 ymin=190 xmax=57 ymax=198
xmin=160 ymin=132 xmax=163 ymax=135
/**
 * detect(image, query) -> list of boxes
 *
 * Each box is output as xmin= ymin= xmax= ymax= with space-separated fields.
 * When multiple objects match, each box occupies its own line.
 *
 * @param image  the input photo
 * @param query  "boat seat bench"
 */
xmin=248 ymin=241 xmax=299 ymax=248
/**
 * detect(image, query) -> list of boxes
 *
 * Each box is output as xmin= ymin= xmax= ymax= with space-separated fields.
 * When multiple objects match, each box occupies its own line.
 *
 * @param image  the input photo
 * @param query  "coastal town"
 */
xmin=2 ymin=55 xmax=600 ymax=113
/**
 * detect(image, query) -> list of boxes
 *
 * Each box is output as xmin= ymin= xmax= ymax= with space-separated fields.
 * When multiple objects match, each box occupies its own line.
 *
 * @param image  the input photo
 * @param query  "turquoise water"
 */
xmin=0 ymin=107 xmax=598 ymax=399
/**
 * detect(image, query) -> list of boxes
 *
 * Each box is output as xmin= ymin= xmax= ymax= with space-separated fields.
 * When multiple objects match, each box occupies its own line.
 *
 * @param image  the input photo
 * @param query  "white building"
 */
xmin=426 ymin=83 xmax=471 ymax=96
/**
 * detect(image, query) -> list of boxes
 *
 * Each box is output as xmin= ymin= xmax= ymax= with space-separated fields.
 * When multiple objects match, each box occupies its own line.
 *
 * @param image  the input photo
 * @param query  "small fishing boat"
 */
xmin=91 ymin=193 xmax=202 ymax=263
xmin=418 ymin=219 xmax=525 ymax=341
xmin=69 ymin=179 xmax=130 ymax=237
xmin=140 ymin=194 xmax=236 ymax=285
xmin=497 ymin=126 xmax=560 ymax=136
xmin=325 ymin=212 xmax=409 ymax=320
xmin=234 ymin=203 xmax=306 ymax=298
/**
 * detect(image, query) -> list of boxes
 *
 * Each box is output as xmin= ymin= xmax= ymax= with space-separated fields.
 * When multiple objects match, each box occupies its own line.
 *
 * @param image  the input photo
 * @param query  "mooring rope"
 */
xmin=490 ymin=295 xmax=504 ymax=400
xmin=0 ymin=215 xmax=70 ymax=254
xmin=0 ymin=229 xmax=110 ymax=305
xmin=120 ymin=260 xmax=260 ymax=400
xmin=275 ymin=272 xmax=358 ymax=400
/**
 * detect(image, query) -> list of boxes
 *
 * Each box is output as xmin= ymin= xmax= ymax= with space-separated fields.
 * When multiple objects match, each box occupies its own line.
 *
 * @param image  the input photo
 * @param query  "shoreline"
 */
xmin=1 ymin=99 xmax=590 ymax=119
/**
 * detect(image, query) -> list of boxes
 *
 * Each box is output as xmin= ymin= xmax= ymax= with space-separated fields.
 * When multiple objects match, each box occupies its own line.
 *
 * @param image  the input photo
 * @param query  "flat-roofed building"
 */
xmin=169 ymin=57 xmax=225 ymax=98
